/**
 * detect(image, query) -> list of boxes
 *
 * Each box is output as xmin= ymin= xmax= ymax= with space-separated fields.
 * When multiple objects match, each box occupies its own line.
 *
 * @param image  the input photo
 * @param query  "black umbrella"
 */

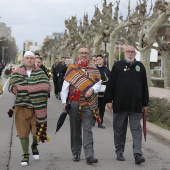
xmin=55 ymin=103 xmax=71 ymax=133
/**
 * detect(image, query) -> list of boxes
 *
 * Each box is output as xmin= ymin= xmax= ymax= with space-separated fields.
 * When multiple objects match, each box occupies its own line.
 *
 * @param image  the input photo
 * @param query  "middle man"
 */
xmin=61 ymin=47 xmax=102 ymax=164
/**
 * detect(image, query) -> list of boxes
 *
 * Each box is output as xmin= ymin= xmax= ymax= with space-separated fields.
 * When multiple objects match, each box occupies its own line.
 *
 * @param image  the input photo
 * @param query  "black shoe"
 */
xmin=21 ymin=154 xmax=29 ymax=166
xmin=135 ymin=154 xmax=145 ymax=164
xmin=73 ymin=154 xmax=80 ymax=162
xmin=86 ymin=156 xmax=98 ymax=164
xmin=117 ymin=153 xmax=125 ymax=161
xmin=98 ymin=124 xmax=105 ymax=129
xmin=31 ymin=144 xmax=39 ymax=160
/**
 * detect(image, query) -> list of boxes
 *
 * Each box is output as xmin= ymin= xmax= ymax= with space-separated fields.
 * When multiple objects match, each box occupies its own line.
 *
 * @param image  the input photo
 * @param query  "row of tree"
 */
xmin=40 ymin=0 xmax=170 ymax=88
xmin=0 ymin=36 xmax=18 ymax=66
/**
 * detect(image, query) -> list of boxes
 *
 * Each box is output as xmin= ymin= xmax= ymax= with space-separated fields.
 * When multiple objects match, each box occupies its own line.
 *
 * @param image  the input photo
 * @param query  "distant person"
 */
xmin=52 ymin=57 xmax=60 ymax=98
xmin=35 ymin=53 xmax=51 ymax=98
xmin=56 ymin=57 xmax=67 ymax=99
xmin=105 ymin=45 xmax=149 ymax=164
xmin=8 ymin=51 xmax=51 ymax=167
xmin=35 ymin=53 xmax=49 ymax=78
xmin=61 ymin=47 xmax=101 ymax=164
xmin=0 ymin=63 xmax=3 ymax=76
xmin=96 ymin=54 xmax=110 ymax=128
xmin=92 ymin=55 xmax=97 ymax=66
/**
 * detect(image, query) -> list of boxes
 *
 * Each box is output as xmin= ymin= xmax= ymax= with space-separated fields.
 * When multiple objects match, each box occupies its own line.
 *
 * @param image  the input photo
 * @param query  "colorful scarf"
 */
xmin=64 ymin=62 xmax=101 ymax=110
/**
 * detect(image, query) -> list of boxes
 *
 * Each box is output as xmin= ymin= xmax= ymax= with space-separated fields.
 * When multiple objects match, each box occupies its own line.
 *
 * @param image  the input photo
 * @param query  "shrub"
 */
xmin=147 ymin=97 xmax=170 ymax=130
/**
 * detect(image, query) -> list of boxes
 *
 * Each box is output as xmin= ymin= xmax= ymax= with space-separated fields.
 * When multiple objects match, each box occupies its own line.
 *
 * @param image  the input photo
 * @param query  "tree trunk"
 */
xmin=72 ymin=44 xmax=81 ymax=60
xmin=51 ymin=53 xmax=54 ymax=66
xmin=92 ymin=33 xmax=103 ymax=55
xmin=162 ymin=51 xmax=170 ymax=89
xmin=46 ymin=55 xmax=51 ymax=67
xmin=140 ymin=48 xmax=151 ymax=86
xmin=108 ymin=34 xmax=119 ymax=70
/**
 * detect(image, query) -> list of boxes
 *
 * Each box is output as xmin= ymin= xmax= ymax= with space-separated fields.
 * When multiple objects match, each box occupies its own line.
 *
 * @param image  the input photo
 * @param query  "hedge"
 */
xmin=147 ymin=97 xmax=170 ymax=130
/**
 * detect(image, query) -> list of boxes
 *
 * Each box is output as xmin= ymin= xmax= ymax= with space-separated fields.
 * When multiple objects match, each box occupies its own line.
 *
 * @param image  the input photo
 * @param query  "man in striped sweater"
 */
xmin=8 ymin=51 xmax=51 ymax=167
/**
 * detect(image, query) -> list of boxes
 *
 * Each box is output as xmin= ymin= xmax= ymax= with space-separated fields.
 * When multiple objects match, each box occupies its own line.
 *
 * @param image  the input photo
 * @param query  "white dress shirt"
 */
xmin=61 ymin=80 xmax=102 ymax=104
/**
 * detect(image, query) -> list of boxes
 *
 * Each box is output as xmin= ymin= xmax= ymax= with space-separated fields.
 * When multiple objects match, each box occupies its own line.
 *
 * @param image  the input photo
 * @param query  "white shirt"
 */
xmin=61 ymin=80 xmax=102 ymax=104
xmin=26 ymin=70 xmax=32 ymax=77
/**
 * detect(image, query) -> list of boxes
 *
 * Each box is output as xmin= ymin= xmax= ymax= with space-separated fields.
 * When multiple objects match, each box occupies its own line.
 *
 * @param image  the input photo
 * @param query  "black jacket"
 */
xmin=97 ymin=66 xmax=110 ymax=85
xmin=57 ymin=62 xmax=67 ymax=83
xmin=52 ymin=63 xmax=59 ymax=80
xmin=40 ymin=65 xmax=48 ymax=77
xmin=105 ymin=59 xmax=149 ymax=113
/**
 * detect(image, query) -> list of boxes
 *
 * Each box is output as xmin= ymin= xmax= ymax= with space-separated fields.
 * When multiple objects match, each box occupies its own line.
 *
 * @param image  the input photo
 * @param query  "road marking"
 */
xmin=0 ymin=78 xmax=9 ymax=98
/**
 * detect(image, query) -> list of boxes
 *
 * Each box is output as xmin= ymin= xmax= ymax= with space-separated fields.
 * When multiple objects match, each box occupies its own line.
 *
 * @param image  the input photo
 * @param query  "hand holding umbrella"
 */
xmin=55 ymin=103 xmax=71 ymax=133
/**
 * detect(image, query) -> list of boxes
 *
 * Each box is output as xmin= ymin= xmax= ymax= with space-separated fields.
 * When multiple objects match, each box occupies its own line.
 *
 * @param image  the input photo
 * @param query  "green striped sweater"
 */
xmin=8 ymin=65 xmax=50 ymax=123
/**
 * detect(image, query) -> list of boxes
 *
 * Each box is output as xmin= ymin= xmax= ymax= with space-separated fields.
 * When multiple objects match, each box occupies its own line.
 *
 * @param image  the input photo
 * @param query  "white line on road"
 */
xmin=0 ymin=78 xmax=9 ymax=98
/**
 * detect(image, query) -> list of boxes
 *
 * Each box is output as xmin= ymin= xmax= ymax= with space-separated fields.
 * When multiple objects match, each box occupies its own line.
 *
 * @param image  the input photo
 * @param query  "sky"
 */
xmin=0 ymin=0 xmax=155 ymax=51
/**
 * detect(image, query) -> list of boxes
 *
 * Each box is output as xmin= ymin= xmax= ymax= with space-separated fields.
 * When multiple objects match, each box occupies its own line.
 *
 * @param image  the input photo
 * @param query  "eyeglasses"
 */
xmin=125 ymin=51 xmax=136 ymax=54
xmin=78 ymin=52 xmax=89 ymax=55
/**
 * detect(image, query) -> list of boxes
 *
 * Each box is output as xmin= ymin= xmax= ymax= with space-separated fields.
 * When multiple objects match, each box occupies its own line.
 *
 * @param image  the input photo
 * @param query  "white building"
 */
xmin=23 ymin=40 xmax=37 ymax=51
xmin=0 ymin=22 xmax=11 ymax=40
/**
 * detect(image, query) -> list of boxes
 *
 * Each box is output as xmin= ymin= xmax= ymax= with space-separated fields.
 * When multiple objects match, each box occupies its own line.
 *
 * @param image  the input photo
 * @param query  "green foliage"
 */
xmin=147 ymin=97 xmax=170 ymax=130
xmin=14 ymin=57 xmax=18 ymax=64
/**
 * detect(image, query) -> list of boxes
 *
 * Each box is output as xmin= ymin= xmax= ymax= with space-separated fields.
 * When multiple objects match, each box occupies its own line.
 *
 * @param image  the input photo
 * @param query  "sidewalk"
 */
xmin=149 ymin=86 xmax=170 ymax=101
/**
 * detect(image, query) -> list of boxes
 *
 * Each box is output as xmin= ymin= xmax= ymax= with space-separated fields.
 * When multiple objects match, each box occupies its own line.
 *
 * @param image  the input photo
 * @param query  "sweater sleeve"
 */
xmin=8 ymin=72 xmax=18 ymax=95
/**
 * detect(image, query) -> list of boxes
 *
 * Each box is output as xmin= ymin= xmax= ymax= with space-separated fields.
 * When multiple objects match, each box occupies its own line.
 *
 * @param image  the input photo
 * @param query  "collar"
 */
xmin=124 ymin=59 xmax=136 ymax=67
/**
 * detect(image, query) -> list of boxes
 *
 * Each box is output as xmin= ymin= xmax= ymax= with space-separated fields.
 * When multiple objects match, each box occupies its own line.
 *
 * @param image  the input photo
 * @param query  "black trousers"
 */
xmin=53 ymin=78 xmax=58 ymax=95
xmin=58 ymin=81 xmax=64 ymax=92
xmin=98 ymin=97 xmax=106 ymax=124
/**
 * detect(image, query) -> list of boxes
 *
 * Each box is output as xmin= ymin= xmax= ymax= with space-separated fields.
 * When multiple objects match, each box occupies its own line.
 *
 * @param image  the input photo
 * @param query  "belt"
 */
xmin=21 ymin=105 xmax=34 ymax=109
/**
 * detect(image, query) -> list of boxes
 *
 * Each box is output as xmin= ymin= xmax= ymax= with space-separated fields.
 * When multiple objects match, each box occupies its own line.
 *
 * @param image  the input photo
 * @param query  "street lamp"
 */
xmin=103 ymin=37 xmax=109 ymax=54
xmin=1 ymin=46 xmax=8 ymax=64
xmin=103 ymin=36 xmax=109 ymax=66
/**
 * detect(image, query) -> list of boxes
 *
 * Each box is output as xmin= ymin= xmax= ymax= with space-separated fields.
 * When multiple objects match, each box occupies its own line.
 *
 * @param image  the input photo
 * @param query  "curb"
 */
xmin=105 ymin=107 xmax=170 ymax=143
xmin=146 ymin=121 xmax=170 ymax=143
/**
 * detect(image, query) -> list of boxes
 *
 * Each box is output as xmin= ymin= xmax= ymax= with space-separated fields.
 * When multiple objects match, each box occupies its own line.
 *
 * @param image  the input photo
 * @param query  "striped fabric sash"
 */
xmin=64 ymin=63 xmax=100 ymax=110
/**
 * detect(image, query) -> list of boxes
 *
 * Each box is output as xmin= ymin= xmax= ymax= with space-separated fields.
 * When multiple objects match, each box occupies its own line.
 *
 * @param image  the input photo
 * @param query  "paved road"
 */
xmin=0 ymin=78 xmax=170 ymax=170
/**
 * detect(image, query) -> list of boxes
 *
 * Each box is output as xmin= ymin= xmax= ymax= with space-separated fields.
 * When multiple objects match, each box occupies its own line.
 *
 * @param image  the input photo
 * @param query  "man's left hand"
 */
xmin=142 ymin=106 xmax=148 ymax=114
xmin=85 ymin=88 xmax=94 ymax=98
